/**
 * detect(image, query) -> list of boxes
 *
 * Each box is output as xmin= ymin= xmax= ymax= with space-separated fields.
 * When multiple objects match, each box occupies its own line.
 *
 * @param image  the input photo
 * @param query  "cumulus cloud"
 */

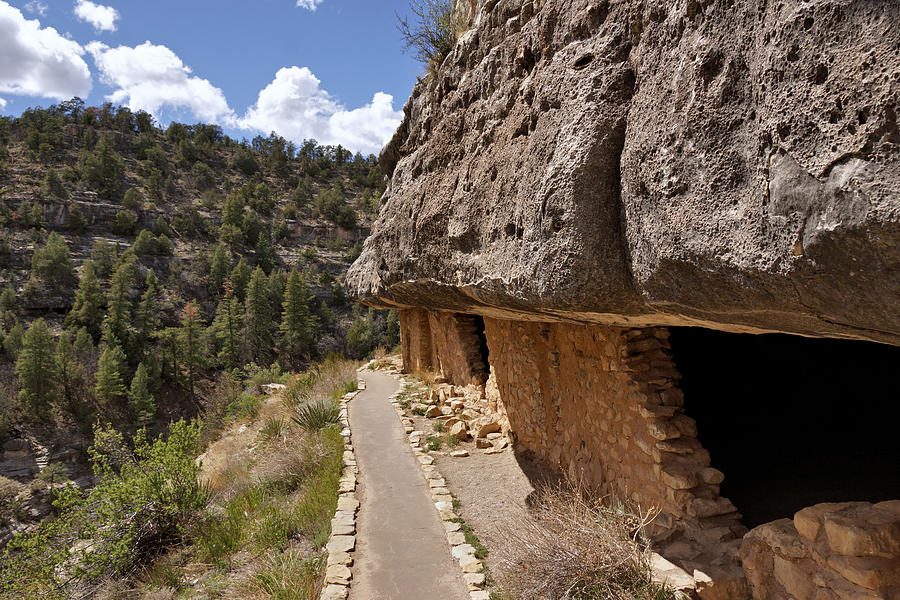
xmin=24 ymin=1 xmax=47 ymax=16
xmin=296 ymin=0 xmax=325 ymax=10
xmin=0 ymin=98 xmax=7 ymax=109
xmin=87 ymin=40 xmax=234 ymax=124
xmin=0 ymin=1 xmax=92 ymax=100
xmin=74 ymin=0 xmax=118 ymax=32
xmin=239 ymin=66 xmax=402 ymax=155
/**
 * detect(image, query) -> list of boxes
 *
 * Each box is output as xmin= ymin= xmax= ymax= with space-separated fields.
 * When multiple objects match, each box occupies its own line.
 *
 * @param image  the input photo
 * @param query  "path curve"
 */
xmin=349 ymin=371 xmax=469 ymax=600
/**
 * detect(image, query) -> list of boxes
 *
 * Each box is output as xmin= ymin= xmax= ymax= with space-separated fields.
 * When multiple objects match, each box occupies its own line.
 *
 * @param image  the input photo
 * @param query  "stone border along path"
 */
xmin=386 ymin=371 xmax=493 ymax=600
xmin=319 ymin=379 xmax=363 ymax=600
xmin=345 ymin=368 xmax=473 ymax=600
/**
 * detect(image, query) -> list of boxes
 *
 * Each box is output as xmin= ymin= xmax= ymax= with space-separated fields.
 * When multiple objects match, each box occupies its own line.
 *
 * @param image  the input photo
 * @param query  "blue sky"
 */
xmin=0 ymin=0 xmax=422 ymax=154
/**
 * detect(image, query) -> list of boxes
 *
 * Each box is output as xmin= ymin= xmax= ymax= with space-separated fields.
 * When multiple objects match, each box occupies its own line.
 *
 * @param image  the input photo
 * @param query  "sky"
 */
xmin=0 ymin=0 xmax=422 ymax=155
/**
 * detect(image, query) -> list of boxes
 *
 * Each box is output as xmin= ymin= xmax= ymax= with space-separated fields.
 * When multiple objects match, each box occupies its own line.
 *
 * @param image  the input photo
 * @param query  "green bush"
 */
xmin=397 ymin=0 xmax=465 ymax=70
xmin=113 ymin=208 xmax=138 ymax=235
xmin=0 ymin=420 xmax=206 ymax=600
xmin=292 ymin=399 xmax=340 ymax=431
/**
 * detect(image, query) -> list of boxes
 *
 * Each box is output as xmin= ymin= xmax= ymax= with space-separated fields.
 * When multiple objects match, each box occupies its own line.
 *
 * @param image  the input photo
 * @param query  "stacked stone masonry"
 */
xmin=397 ymin=308 xmax=900 ymax=600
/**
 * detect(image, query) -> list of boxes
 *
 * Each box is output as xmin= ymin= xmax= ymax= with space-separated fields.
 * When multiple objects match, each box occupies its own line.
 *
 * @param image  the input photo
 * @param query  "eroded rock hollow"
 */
xmin=349 ymin=1 xmax=900 ymax=598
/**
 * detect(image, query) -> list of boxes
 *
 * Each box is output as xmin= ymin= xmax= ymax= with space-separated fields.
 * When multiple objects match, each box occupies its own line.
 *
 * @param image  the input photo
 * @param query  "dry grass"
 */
xmin=494 ymin=483 xmax=676 ymax=600
xmin=123 ymin=359 xmax=357 ymax=600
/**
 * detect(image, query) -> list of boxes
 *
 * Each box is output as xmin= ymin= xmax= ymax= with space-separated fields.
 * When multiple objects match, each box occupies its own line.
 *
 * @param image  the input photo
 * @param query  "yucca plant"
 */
xmin=292 ymin=398 xmax=340 ymax=431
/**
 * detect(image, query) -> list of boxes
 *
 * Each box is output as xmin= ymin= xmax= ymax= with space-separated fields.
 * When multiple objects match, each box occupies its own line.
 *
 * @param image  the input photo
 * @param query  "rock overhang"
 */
xmin=348 ymin=0 xmax=900 ymax=346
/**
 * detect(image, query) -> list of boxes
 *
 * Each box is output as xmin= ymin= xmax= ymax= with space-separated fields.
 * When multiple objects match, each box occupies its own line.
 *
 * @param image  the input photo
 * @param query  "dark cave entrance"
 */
xmin=668 ymin=327 xmax=900 ymax=529
xmin=472 ymin=315 xmax=491 ymax=384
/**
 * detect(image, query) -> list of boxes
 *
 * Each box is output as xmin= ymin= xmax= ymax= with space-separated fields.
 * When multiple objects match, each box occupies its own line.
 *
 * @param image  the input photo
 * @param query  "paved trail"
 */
xmin=349 ymin=371 xmax=469 ymax=600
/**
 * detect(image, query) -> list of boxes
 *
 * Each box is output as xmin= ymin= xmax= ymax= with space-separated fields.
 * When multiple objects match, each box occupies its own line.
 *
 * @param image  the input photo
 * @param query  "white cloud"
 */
xmin=74 ymin=0 xmax=118 ymax=32
xmin=87 ymin=40 xmax=235 ymax=124
xmin=0 ymin=98 xmax=7 ymax=109
xmin=0 ymin=1 xmax=92 ymax=100
xmin=296 ymin=0 xmax=325 ymax=10
xmin=24 ymin=1 xmax=47 ymax=16
xmin=239 ymin=66 xmax=402 ymax=155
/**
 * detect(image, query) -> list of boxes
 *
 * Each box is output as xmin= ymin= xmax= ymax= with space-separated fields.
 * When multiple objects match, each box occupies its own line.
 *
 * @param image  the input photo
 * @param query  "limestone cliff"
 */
xmin=348 ymin=0 xmax=900 ymax=345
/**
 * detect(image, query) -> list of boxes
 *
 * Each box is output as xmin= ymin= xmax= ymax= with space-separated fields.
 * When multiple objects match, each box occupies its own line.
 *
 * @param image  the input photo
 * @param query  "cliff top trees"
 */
xmin=82 ymin=134 xmax=125 ymax=200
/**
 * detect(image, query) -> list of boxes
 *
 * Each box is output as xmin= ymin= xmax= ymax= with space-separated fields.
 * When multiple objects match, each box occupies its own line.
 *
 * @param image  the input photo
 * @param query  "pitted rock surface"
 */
xmin=348 ymin=0 xmax=900 ymax=345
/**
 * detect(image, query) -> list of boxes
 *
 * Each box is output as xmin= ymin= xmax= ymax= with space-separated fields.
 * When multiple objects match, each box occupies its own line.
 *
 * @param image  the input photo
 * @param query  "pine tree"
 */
xmin=94 ymin=343 xmax=126 ymax=406
xmin=73 ymin=326 xmax=94 ymax=360
xmin=280 ymin=270 xmax=317 ymax=367
xmin=134 ymin=269 xmax=161 ymax=355
xmin=128 ymin=362 xmax=155 ymax=427
xmin=230 ymin=257 xmax=252 ymax=302
xmin=3 ymin=321 xmax=23 ymax=360
xmin=55 ymin=331 xmax=84 ymax=413
xmin=254 ymin=231 xmax=275 ymax=274
xmin=102 ymin=253 xmax=137 ymax=351
xmin=67 ymin=261 xmax=104 ymax=339
xmin=82 ymin=134 xmax=125 ymax=199
xmin=179 ymin=302 xmax=205 ymax=400
xmin=16 ymin=319 xmax=59 ymax=415
xmin=31 ymin=231 xmax=76 ymax=290
xmin=213 ymin=285 xmax=242 ymax=370
xmin=209 ymin=242 xmax=230 ymax=295
xmin=243 ymin=266 xmax=274 ymax=365
xmin=43 ymin=168 xmax=68 ymax=199
xmin=268 ymin=270 xmax=285 ymax=322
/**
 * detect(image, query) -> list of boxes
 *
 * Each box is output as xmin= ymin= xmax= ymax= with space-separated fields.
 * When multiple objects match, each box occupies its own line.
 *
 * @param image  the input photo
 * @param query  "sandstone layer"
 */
xmin=348 ymin=0 xmax=900 ymax=345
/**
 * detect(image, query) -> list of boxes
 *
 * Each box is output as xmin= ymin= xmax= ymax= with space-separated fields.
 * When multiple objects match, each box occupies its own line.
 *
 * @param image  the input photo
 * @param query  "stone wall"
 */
xmin=399 ymin=309 xmax=490 ymax=386
xmin=398 ymin=308 xmax=433 ymax=373
xmin=426 ymin=312 xmax=489 ymax=386
xmin=741 ymin=501 xmax=900 ymax=600
xmin=482 ymin=320 xmax=745 ymax=554
xmin=399 ymin=310 xmax=900 ymax=598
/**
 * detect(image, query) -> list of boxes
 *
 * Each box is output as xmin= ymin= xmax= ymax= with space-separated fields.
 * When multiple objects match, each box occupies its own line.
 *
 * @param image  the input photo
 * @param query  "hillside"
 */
xmin=0 ymin=99 xmax=399 ymax=552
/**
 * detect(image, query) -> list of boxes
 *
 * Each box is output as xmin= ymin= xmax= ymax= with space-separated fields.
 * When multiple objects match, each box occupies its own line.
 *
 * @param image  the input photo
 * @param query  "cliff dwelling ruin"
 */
xmin=348 ymin=0 xmax=900 ymax=597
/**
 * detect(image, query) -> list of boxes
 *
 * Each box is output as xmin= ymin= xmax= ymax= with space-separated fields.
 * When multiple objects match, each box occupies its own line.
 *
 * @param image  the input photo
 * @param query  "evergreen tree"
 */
xmin=230 ymin=258 xmax=252 ymax=302
xmin=208 ymin=242 xmax=229 ymax=295
xmin=3 ymin=321 xmax=23 ymax=360
xmin=134 ymin=269 xmax=161 ymax=356
xmin=73 ymin=326 xmax=94 ymax=360
xmin=102 ymin=253 xmax=137 ymax=351
xmin=268 ymin=270 xmax=285 ymax=320
xmin=243 ymin=267 xmax=274 ymax=365
xmin=66 ymin=202 xmax=87 ymax=231
xmin=94 ymin=344 xmax=126 ymax=406
xmin=213 ymin=286 xmax=242 ymax=370
xmin=16 ymin=319 xmax=58 ymax=415
xmin=82 ymin=134 xmax=125 ymax=199
xmin=31 ymin=231 xmax=76 ymax=290
xmin=254 ymin=231 xmax=275 ymax=274
xmin=67 ymin=261 xmax=104 ymax=339
xmin=280 ymin=270 xmax=316 ymax=367
xmin=55 ymin=331 xmax=84 ymax=413
xmin=222 ymin=194 xmax=243 ymax=228
xmin=128 ymin=362 xmax=155 ymax=427
xmin=42 ymin=168 xmax=67 ymax=199
xmin=179 ymin=302 xmax=204 ymax=400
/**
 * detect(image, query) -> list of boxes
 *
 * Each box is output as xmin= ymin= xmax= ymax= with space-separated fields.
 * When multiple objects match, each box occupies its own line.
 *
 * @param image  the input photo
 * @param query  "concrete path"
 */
xmin=349 ymin=371 xmax=469 ymax=600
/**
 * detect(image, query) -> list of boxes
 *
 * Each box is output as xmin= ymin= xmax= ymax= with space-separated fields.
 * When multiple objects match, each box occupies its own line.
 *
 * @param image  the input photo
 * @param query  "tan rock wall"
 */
xmin=741 ymin=501 xmax=900 ymax=600
xmin=426 ymin=312 xmax=489 ymax=386
xmin=481 ymin=318 xmax=745 ymax=551
xmin=399 ymin=309 xmax=490 ymax=386
xmin=398 ymin=308 xmax=433 ymax=373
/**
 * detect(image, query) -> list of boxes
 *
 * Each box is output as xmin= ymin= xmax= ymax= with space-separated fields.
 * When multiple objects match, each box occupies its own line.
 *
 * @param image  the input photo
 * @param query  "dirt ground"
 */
xmin=406 ymin=408 xmax=557 ymax=577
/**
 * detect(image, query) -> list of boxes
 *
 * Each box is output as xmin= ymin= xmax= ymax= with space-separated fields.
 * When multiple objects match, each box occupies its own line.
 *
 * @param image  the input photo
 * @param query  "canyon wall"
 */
xmin=350 ymin=0 xmax=900 ymax=597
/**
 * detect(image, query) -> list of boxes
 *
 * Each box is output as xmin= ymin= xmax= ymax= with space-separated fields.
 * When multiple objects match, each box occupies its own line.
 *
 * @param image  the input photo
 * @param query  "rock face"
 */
xmin=348 ymin=0 xmax=900 ymax=345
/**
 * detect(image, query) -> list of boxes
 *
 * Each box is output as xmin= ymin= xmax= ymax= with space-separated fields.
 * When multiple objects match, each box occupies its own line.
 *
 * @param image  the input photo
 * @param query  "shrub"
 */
xmin=292 ymin=398 xmax=340 ymax=431
xmin=397 ymin=0 xmax=467 ymax=70
xmin=494 ymin=484 xmax=675 ymax=600
xmin=113 ymin=208 xmax=138 ymax=235
xmin=122 ymin=187 xmax=143 ymax=210
xmin=0 ymin=421 xmax=206 ymax=600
